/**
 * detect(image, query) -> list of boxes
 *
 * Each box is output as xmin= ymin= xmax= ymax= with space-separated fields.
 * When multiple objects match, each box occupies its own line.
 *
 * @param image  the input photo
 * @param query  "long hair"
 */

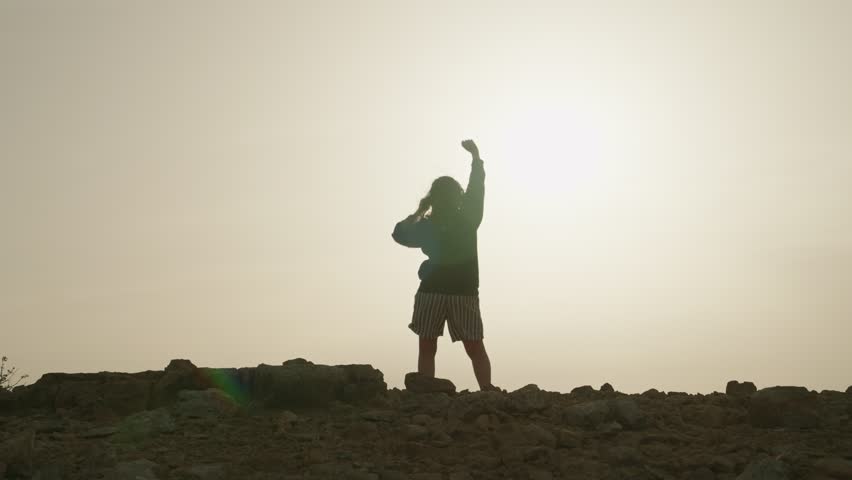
xmin=419 ymin=176 xmax=463 ymax=217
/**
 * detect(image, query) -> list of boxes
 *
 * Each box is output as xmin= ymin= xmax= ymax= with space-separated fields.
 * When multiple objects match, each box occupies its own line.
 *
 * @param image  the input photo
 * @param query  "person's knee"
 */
xmin=463 ymin=339 xmax=485 ymax=357
xmin=419 ymin=337 xmax=438 ymax=356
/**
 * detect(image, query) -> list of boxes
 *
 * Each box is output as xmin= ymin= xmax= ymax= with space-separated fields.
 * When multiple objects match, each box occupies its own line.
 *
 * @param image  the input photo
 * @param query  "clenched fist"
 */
xmin=461 ymin=139 xmax=479 ymax=159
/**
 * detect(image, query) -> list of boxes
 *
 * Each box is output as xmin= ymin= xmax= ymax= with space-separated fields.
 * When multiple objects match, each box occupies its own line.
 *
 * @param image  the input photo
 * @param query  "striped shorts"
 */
xmin=408 ymin=291 xmax=484 ymax=342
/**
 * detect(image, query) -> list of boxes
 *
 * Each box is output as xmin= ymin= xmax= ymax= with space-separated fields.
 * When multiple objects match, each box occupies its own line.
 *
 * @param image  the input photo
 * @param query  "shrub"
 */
xmin=0 ymin=356 xmax=28 ymax=392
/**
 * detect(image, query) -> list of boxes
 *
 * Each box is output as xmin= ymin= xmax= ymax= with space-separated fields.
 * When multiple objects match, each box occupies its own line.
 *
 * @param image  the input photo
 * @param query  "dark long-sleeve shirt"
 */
xmin=392 ymin=159 xmax=485 ymax=295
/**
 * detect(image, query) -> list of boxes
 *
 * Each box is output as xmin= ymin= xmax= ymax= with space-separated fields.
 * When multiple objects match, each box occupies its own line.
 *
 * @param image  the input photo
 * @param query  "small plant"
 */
xmin=0 ymin=356 xmax=28 ymax=392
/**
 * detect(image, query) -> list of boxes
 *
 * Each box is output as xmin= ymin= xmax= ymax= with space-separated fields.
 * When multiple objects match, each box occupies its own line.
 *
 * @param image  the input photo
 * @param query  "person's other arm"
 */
xmin=461 ymin=139 xmax=485 ymax=228
xmin=392 ymin=198 xmax=430 ymax=247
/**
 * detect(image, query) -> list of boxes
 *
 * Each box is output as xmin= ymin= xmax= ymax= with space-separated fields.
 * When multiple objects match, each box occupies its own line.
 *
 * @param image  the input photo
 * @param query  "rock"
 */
xmin=403 ymin=424 xmax=430 ymax=440
xmin=846 ymin=385 xmax=851 ymax=394
xmin=748 ymin=387 xmax=821 ymax=428
xmin=642 ymin=388 xmax=666 ymax=399
xmin=528 ymin=469 xmax=553 ymax=480
xmin=59 ymin=375 xmax=153 ymax=417
xmin=151 ymin=359 xmax=206 ymax=406
xmin=609 ymin=397 xmax=647 ymax=429
xmin=411 ymin=413 xmax=432 ymax=425
xmin=404 ymin=372 xmax=456 ymax=394
xmin=165 ymin=359 xmax=196 ymax=373
xmin=521 ymin=423 xmax=556 ymax=448
xmin=668 ymin=391 xmax=690 ymax=397
xmin=114 ymin=408 xmax=176 ymax=442
xmin=338 ymin=364 xmax=388 ymax=403
xmin=570 ymin=385 xmax=596 ymax=397
xmin=513 ymin=384 xmax=541 ymax=394
xmin=15 ymin=371 xmax=157 ymax=417
xmin=177 ymin=463 xmax=227 ymax=480
xmin=710 ymin=455 xmax=737 ymax=473
xmin=556 ymin=428 xmax=582 ymax=448
xmin=447 ymin=391 xmax=507 ymax=422
xmin=727 ymin=381 xmax=757 ymax=397
xmin=252 ymin=362 xmax=385 ymax=407
xmin=600 ymin=383 xmax=614 ymax=393
xmin=106 ymin=459 xmax=159 ymax=480
xmin=603 ymin=445 xmax=641 ymax=465
xmin=33 ymin=418 xmax=66 ymax=434
xmin=474 ymin=413 xmax=492 ymax=430
xmin=561 ymin=400 xmax=610 ymax=428
xmin=813 ymin=457 xmax=852 ymax=478
xmin=595 ymin=420 xmax=623 ymax=434
xmin=80 ymin=426 xmax=119 ymax=438
xmin=173 ymin=388 xmax=238 ymax=419
xmin=736 ymin=458 xmax=791 ymax=480
xmin=275 ymin=410 xmax=301 ymax=434
xmin=508 ymin=384 xmax=553 ymax=413
xmin=253 ymin=362 xmax=345 ymax=407
xmin=400 ymin=391 xmax=452 ymax=415
xmin=687 ymin=466 xmax=716 ymax=480
xmin=0 ymin=430 xmax=35 ymax=478
xmin=683 ymin=404 xmax=728 ymax=428
xmin=360 ymin=409 xmax=396 ymax=422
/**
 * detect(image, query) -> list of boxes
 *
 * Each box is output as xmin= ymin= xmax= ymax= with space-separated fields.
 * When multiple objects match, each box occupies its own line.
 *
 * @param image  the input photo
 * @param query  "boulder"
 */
xmin=251 ymin=361 xmax=346 ymax=407
xmin=114 ymin=408 xmax=176 ymax=443
xmin=735 ymin=457 xmax=791 ymax=480
xmin=404 ymin=372 xmax=456 ymax=394
xmin=508 ymin=384 xmax=553 ymax=413
xmin=173 ymin=388 xmax=238 ymax=418
xmin=561 ymin=400 xmax=610 ymax=428
xmin=642 ymin=388 xmax=666 ymax=400
xmin=727 ymin=381 xmax=757 ymax=397
xmin=569 ymin=385 xmax=596 ymax=398
xmin=151 ymin=359 xmax=207 ymax=407
xmin=748 ymin=386 xmax=821 ymax=428
xmin=338 ymin=364 xmax=388 ymax=402
xmin=599 ymin=383 xmax=614 ymax=393
xmin=847 ymin=385 xmax=852 ymax=394
xmin=609 ymin=397 xmax=647 ymax=429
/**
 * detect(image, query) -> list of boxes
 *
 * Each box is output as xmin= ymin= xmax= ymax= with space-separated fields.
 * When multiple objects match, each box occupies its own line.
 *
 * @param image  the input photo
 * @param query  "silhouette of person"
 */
xmin=392 ymin=139 xmax=499 ymax=392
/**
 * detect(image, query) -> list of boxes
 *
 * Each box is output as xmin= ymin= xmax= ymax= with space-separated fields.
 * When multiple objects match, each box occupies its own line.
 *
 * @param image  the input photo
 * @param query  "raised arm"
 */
xmin=461 ymin=139 xmax=485 ymax=228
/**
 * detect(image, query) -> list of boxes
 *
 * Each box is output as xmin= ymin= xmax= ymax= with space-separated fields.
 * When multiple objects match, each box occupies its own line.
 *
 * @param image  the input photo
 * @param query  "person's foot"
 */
xmin=480 ymin=383 xmax=505 ymax=393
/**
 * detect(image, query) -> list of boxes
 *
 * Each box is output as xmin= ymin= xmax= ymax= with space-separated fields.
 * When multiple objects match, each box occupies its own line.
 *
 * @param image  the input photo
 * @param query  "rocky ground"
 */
xmin=1 ymin=359 xmax=850 ymax=480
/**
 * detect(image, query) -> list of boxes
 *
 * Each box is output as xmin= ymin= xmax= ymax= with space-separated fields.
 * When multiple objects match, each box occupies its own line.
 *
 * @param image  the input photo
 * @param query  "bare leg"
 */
xmin=462 ymin=339 xmax=493 ymax=390
xmin=418 ymin=337 xmax=438 ymax=377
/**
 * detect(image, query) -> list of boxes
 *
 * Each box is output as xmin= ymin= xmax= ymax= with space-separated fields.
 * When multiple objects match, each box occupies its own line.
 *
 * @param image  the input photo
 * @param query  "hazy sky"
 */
xmin=2 ymin=1 xmax=850 ymax=394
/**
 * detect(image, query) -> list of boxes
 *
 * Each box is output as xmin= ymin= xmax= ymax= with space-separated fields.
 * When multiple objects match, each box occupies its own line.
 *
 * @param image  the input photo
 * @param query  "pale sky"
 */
xmin=2 ymin=1 xmax=850 ymax=394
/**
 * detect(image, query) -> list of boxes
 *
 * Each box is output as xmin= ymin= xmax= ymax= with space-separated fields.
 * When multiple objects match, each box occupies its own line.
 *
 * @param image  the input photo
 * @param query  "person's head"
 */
xmin=422 ymin=176 xmax=463 ymax=215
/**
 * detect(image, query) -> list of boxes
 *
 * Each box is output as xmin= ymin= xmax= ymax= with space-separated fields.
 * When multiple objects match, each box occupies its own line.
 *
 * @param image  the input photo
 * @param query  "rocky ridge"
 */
xmin=0 ymin=359 xmax=850 ymax=480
